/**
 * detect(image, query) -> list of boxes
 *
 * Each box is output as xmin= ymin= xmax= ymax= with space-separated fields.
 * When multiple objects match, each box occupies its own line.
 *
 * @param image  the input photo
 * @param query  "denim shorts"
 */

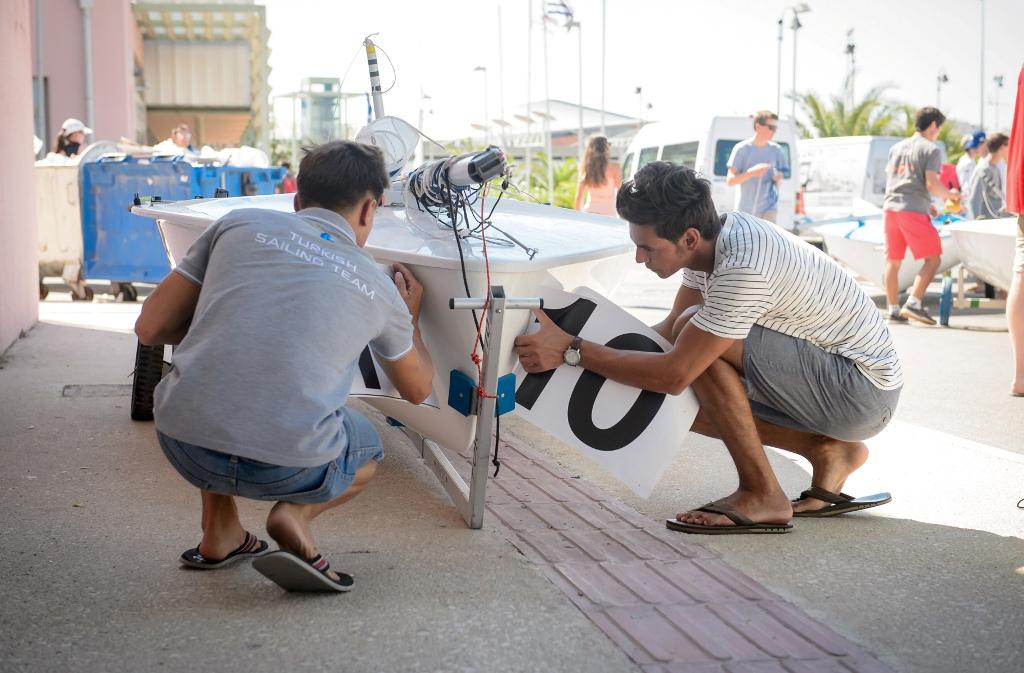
xmin=742 ymin=325 xmax=901 ymax=442
xmin=157 ymin=407 xmax=383 ymax=504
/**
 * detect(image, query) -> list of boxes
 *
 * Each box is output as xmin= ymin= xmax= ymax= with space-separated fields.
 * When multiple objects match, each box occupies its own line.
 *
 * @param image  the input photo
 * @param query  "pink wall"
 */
xmin=32 ymin=0 xmax=135 ymax=148
xmin=1 ymin=0 xmax=40 ymax=352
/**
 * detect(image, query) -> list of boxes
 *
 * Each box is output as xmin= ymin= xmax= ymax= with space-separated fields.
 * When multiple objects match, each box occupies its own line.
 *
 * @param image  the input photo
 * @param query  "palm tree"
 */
xmin=794 ymin=85 xmax=899 ymax=138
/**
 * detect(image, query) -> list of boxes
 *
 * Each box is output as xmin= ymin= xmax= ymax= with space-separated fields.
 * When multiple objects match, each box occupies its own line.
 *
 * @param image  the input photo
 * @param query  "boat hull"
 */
xmin=140 ymin=194 xmax=635 ymax=454
xmin=948 ymin=217 xmax=1017 ymax=291
xmin=815 ymin=219 xmax=962 ymax=290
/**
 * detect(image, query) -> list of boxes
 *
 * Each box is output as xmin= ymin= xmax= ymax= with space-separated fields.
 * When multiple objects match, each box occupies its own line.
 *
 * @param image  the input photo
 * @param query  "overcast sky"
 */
xmin=262 ymin=0 xmax=1022 ymax=140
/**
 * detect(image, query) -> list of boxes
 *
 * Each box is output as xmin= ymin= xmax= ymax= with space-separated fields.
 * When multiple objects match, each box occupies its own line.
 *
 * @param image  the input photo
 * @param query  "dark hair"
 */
xmin=581 ymin=135 xmax=611 ymax=187
xmin=297 ymin=140 xmax=389 ymax=212
xmin=915 ymin=107 xmax=946 ymax=132
xmin=753 ymin=110 xmax=779 ymax=128
xmin=616 ymin=162 xmax=721 ymax=241
xmin=54 ymin=132 xmax=72 ymax=155
xmin=986 ymin=132 xmax=1009 ymax=154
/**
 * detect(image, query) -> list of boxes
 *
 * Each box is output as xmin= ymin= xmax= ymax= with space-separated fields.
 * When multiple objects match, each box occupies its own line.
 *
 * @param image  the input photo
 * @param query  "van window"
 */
xmin=637 ymin=147 xmax=659 ymax=172
xmin=621 ymin=153 xmax=635 ymax=180
xmin=713 ymin=140 xmax=792 ymax=178
xmin=660 ymin=142 xmax=698 ymax=169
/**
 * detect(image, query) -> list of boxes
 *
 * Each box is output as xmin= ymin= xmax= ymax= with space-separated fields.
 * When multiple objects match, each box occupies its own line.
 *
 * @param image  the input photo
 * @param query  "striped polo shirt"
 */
xmin=683 ymin=212 xmax=903 ymax=390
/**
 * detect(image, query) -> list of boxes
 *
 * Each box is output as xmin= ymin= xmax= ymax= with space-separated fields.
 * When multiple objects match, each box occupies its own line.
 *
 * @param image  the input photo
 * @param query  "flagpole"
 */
xmin=525 ymin=0 xmax=533 ymax=193
xmin=600 ymin=0 xmax=606 ymax=136
xmin=542 ymin=3 xmax=554 ymax=202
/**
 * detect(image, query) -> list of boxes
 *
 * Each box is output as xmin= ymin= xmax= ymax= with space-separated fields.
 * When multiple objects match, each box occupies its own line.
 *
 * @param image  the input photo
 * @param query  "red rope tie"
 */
xmin=469 ymin=181 xmax=496 ymax=401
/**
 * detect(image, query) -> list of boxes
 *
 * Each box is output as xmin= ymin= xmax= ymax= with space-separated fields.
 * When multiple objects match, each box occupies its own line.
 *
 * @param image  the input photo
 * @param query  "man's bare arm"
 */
xmin=378 ymin=262 xmax=434 ymax=405
xmin=135 ymin=271 xmax=201 ymax=346
xmin=515 ymin=309 xmax=734 ymax=395
xmin=651 ymin=285 xmax=704 ymax=341
xmin=926 ymin=170 xmax=957 ymax=202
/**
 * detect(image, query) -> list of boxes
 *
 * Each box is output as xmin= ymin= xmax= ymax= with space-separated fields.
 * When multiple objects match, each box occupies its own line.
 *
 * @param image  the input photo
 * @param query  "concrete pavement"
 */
xmin=1 ymin=281 xmax=1022 ymax=673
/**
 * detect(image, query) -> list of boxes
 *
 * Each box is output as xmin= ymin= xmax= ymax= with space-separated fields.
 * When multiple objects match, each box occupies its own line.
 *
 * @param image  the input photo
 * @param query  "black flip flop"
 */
xmin=252 ymin=550 xmax=354 ymax=593
xmin=180 ymin=530 xmax=270 ymax=569
xmin=666 ymin=502 xmax=793 ymax=535
xmin=791 ymin=485 xmax=892 ymax=517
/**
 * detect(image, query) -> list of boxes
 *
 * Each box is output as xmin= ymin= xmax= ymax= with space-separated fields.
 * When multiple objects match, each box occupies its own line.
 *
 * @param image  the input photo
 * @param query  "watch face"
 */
xmin=563 ymin=348 xmax=581 ymax=366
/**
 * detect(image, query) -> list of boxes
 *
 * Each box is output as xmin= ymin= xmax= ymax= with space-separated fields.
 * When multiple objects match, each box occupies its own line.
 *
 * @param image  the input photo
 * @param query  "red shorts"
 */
xmin=883 ymin=210 xmax=942 ymax=261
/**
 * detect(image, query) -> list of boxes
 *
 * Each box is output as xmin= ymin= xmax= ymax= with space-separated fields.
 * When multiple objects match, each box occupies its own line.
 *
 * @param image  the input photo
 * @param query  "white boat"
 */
xmin=814 ymin=215 xmax=962 ymax=291
xmin=133 ymin=192 xmax=635 ymax=456
xmin=947 ymin=217 xmax=1018 ymax=291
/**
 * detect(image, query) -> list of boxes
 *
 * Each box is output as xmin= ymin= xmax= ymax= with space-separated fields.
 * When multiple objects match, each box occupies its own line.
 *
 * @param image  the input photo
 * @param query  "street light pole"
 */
xmin=778 ymin=4 xmax=810 ymax=119
xmin=993 ymin=75 xmax=1004 ymax=130
xmin=473 ymin=66 xmax=489 ymax=146
xmin=790 ymin=12 xmax=803 ymax=120
xmin=776 ymin=17 xmax=783 ymax=114
xmin=569 ymin=20 xmax=583 ymax=165
xmin=979 ymin=0 xmax=985 ymax=127
xmin=936 ymin=72 xmax=948 ymax=110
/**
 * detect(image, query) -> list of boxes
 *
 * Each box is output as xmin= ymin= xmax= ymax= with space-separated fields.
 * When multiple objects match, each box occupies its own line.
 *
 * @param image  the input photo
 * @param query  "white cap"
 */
xmin=61 ymin=118 xmax=93 ymax=135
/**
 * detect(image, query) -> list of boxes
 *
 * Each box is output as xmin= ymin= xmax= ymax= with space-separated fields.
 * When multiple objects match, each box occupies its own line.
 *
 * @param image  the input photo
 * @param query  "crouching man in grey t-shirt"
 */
xmin=135 ymin=141 xmax=434 ymax=592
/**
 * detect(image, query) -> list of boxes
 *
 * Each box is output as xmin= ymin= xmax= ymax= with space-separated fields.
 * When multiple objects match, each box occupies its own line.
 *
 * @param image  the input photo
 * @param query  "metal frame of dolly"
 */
xmin=939 ymin=265 xmax=1007 ymax=327
xmin=398 ymin=285 xmax=541 ymax=529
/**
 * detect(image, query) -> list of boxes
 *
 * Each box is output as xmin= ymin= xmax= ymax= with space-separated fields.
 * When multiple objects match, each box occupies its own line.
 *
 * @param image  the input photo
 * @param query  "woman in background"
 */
xmin=54 ymin=118 xmax=91 ymax=158
xmin=574 ymin=136 xmax=621 ymax=216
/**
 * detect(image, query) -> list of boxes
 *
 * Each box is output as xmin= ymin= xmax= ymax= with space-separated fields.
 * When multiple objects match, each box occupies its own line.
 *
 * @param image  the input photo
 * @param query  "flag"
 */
xmin=544 ymin=0 xmax=574 ymax=28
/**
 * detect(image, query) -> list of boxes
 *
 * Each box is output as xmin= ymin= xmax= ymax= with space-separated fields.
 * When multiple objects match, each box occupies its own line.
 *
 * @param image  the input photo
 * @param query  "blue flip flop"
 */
xmin=180 ymin=531 xmax=270 ymax=569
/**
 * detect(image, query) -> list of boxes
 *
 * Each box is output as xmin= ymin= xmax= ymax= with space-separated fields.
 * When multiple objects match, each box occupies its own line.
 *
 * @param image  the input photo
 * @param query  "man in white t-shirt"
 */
xmin=515 ymin=162 xmax=902 ymax=535
xmin=136 ymin=141 xmax=434 ymax=591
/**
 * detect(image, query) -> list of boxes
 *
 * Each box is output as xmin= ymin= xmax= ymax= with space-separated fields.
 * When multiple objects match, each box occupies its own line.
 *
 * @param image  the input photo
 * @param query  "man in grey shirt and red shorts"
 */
xmin=882 ymin=106 xmax=960 ymax=325
xmin=135 ymin=141 xmax=434 ymax=592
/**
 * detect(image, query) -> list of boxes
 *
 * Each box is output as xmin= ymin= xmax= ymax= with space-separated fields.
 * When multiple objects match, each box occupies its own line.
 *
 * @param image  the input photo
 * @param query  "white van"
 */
xmin=621 ymin=116 xmax=801 ymax=231
xmin=798 ymin=136 xmax=901 ymax=220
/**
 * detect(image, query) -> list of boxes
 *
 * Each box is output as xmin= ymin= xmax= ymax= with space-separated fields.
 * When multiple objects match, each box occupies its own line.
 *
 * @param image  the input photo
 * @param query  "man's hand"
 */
xmin=514 ymin=310 xmax=574 ymax=373
xmin=772 ymin=169 xmax=783 ymax=184
xmin=392 ymin=262 xmax=424 ymax=322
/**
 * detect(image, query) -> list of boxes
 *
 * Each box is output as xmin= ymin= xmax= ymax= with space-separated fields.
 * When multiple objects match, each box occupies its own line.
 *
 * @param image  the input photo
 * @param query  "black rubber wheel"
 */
xmin=71 ymin=286 xmax=95 ymax=302
xmin=130 ymin=341 xmax=166 ymax=421
xmin=120 ymin=283 xmax=139 ymax=302
xmin=39 ymin=282 xmax=49 ymax=300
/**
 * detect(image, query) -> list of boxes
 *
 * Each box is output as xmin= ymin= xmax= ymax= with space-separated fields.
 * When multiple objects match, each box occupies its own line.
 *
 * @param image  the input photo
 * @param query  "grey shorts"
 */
xmin=741 ymin=325 xmax=900 ymax=442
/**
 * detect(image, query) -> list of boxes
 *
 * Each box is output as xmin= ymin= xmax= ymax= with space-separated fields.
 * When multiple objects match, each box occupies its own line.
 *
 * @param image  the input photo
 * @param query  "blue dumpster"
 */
xmin=194 ymin=165 xmax=286 ymax=198
xmin=79 ymin=155 xmax=188 ymax=287
xmin=78 ymin=158 xmax=287 ymax=298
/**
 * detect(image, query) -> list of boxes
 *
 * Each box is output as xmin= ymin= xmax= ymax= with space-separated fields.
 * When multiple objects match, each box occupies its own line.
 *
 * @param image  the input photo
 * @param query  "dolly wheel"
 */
xmin=120 ymin=284 xmax=139 ymax=302
xmin=71 ymin=286 xmax=95 ymax=302
xmin=131 ymin=340 xmax=166 ymax=421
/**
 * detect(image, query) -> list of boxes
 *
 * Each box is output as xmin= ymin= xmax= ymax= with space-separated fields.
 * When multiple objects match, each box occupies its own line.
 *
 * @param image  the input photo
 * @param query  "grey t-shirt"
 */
xmin=967 ymin=157 xmax=1004 ymax=219
xmin=727 ymin=139 xmax=787 ymax=214
xmin=882 ymin=135 xmax=941 ymax=213
xmin=154 ymin=207 xmax=414 ymax=467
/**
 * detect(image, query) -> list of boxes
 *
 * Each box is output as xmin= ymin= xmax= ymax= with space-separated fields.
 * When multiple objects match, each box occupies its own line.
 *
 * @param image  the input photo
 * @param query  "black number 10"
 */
xmin=515 ymin=299 xmax=666 ymax=452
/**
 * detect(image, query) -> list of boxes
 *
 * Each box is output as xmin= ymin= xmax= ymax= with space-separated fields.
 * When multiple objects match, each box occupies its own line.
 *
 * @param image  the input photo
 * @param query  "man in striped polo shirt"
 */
xmin=515 ymin=162 xmax=902 ymax=534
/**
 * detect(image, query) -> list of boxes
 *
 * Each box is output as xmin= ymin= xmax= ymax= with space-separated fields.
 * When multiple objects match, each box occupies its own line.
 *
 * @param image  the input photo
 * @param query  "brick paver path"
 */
xmin=444 ymin=434 xmax=895 ymax=673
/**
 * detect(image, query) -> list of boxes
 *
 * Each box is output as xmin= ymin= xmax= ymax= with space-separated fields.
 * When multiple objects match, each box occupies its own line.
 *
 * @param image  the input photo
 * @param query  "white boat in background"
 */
xmin=134 ymin=192 xmax=635 ymax=456
xmin=947 ymin=217 xmax=1017 ymax=291
xmin=814 ymin=213 xmax=962 ymax=291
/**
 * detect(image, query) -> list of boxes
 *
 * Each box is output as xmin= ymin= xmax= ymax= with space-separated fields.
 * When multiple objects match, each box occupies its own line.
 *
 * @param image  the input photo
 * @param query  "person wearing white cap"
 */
xmin=55 ymin=118 xmax=92 ymax=158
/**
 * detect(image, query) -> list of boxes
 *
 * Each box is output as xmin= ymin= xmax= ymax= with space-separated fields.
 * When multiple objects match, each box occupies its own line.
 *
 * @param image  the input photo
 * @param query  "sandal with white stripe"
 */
xmin=253 ymin=550 xmax=354 ymax=593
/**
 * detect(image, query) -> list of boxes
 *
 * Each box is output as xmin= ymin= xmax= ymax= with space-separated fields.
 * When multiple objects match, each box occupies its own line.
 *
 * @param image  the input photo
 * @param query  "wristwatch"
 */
xmin=563 ymin=336 xmax=583 ymax=367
